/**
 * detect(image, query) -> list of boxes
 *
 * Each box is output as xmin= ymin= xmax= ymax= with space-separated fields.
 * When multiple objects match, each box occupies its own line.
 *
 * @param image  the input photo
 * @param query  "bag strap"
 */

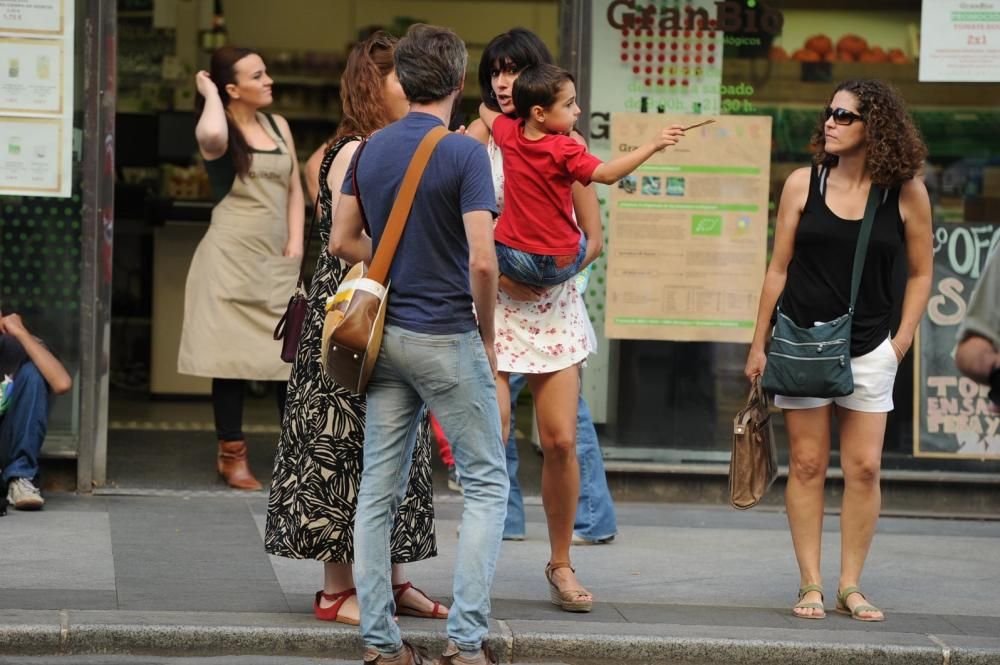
xmin=357 ymin=125 xmax=449 ymax=285
xmin=847 ymin=184 xmax=883 ymax=312
xmin=352 ymin=137 xmax=371 ymax=235
xmin=294 ymin=191 xmax=321 ymax=291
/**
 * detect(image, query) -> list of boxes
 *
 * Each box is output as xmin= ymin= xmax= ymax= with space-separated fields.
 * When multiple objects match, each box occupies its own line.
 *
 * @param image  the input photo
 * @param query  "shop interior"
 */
xmin=106 ymin=0 xmax=559 ymax=490
xmin=99 ymin=0 xmax=1000 ymax=490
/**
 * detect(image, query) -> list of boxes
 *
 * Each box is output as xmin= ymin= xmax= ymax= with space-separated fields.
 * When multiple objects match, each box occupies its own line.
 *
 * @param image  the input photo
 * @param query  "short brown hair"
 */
xmin=394 ymin=24 xmax=467 ymax=104
xmin=512 ymin=64 xmax=574 ymax=120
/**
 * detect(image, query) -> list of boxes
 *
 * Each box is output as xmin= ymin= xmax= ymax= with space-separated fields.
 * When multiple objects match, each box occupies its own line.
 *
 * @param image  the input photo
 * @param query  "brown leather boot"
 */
xmin=217 ymin=440 xmax=262 ymax=490
xmin=362 ymin=642 xmax=426 ymax=664
xmin=434 ymin=641 xmax=497 ymax=665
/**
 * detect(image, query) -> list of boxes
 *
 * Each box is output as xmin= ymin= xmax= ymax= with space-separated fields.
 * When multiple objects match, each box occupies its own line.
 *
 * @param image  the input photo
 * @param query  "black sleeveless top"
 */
xmin=203 ymin=113 xmax=286 ymax=204
xmin=781 ymin=165 xmax=904 ymax=357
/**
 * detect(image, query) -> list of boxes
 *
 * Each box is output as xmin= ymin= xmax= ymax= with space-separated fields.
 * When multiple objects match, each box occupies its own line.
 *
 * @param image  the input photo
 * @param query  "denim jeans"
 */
xmin=354 ymin=326 xmax=508 ymax=654
xmin=504 ymin=373 xmax=617 ymax=541
xmin=496 ymin=238 xmax=586 ymax=288
xmin=0 ymin=362 xmax=49 ymax=485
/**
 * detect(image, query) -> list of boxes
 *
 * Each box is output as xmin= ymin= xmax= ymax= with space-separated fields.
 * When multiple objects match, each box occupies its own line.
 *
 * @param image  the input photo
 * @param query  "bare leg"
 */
xmin=527 ymin=366 xmax=591 ymax=602
xmin=496 ymin=371 xmax=512 ymax=442
xmin=835 ymin=406 xmax=887 ymax=620
xmin=784 ymin=405 xmax=833 ymax=617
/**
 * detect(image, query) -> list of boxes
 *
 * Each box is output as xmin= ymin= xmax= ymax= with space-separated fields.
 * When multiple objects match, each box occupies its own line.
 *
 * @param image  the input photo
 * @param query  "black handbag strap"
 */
xmin=294 ymin=191 xmax=321 ymax=291
xmin=847 ymin=184 xmax=883 ymax=313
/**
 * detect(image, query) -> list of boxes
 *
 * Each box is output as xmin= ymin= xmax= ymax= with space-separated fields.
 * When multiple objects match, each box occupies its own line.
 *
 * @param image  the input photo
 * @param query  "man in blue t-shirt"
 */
xmin=0 ymin=305 xmax=72 ymax=513
xmin=330 ymin=23 xmax=508 ymax=665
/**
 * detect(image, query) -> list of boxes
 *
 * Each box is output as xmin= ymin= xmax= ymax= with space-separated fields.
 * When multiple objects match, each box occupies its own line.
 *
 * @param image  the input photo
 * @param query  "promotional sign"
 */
xmin=914 ymin=222 xmax=1000 ymax=459
xmin=590 ymin=0 xmax=725 ymax=157
xmin=0 ymin=0 xmax=72 ymax=197
xmin=919 ymin=0 xmax=1000 ymax=82
xmin=604 ymin=112 xmax=771 ymax=343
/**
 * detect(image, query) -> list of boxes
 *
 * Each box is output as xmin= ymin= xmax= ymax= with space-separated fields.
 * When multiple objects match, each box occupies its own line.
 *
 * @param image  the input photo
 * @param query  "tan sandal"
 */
xmin=792 ymin=583 xmax=826 ymax=620
xmin=836 ymin=586 xmax=885 ymax=622
xmin=545 ymin=561 xmax=593 ymax=613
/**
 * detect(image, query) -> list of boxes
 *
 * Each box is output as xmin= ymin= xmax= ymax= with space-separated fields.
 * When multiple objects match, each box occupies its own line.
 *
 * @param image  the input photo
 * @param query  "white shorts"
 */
xmin=774 ymin=336 xmax=899 ymax=413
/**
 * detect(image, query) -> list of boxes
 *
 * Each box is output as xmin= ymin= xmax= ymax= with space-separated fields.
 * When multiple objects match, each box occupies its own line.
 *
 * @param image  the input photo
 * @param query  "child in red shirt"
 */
xmin=480 ymin=63 xmax=686 ymax=287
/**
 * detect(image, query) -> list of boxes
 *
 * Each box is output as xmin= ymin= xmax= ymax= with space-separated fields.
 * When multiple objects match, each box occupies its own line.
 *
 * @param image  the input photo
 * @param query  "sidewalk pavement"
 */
xmin=1 ymin=490 xmax=999 ymax=664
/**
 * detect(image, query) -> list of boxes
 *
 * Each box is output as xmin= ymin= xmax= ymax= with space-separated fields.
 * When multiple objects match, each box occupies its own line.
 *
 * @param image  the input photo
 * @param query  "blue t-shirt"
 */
xmin=342 ymin=112 xmax=497 ymax=334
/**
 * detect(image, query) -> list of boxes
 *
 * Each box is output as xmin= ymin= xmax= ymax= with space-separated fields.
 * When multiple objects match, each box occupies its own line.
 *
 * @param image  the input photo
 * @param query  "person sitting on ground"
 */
xmin=0 ymin=305 xmax=73 ymax=511
xmin=478 ymin=63 xmax=684 ymax=288
xmin=955 ymin=245 xmax=1000 ymax=412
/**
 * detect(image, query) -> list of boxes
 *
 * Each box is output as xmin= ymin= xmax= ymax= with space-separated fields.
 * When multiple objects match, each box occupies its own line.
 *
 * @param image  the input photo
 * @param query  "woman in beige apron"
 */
xmin=180 ymin=46 xmax=304 ymax=490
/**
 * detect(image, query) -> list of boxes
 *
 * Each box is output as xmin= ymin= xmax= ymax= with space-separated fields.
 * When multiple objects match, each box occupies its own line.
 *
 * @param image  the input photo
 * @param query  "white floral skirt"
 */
xmin=494 ymin=279 xmax=595 ymax=374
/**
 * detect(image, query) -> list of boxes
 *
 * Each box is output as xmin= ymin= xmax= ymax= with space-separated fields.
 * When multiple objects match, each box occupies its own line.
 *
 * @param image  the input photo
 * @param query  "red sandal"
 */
xmin=392 ymin=581 xmax=449 ymax=619
xmin=313 ymin=587 xmax=359 ymax=625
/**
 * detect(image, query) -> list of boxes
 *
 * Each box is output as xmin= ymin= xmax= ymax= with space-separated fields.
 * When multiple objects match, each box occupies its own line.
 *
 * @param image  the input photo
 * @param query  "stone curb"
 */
xmin=1 ymin=613 xmax=999 ymax=664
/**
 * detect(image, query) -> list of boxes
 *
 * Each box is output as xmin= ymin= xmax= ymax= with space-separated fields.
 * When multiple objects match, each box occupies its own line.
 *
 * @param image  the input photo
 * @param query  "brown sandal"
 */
xmin=392 ymin=581 xmax=448 ymax=619
xmin=544 ymin=561 xmax=593 ymax=613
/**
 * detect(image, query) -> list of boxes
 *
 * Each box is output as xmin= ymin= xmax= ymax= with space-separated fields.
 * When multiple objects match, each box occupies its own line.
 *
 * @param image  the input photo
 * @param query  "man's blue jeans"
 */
xmin=504 ymin=373 xmax=617 ymax=541
xmin=0 ymin=362 xmax=48 ymax=485
xmin=354 ymin=326 xmax=508 ymax=654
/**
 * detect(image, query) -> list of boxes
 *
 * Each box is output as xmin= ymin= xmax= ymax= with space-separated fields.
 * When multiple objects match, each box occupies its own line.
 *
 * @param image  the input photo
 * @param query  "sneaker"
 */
xmin=447 ymin=464 xmax=463 ymax=493
xmin=502 ymin=533 xmax=526 ymax=542
xmin=7 ymin=478 xmax=44 ymax=511
xmin=571 ymin=532 xmax=614 ymax=545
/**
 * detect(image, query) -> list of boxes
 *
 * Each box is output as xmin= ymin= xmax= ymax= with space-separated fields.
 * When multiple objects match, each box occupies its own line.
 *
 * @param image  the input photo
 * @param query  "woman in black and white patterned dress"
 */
xmin=264 ymin=32 xmax=446 ymax=626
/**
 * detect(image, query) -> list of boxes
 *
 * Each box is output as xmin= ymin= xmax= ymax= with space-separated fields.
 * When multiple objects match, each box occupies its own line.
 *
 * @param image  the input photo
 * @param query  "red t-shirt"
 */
xmin=492 ymin=115 xmax=602 ymax=256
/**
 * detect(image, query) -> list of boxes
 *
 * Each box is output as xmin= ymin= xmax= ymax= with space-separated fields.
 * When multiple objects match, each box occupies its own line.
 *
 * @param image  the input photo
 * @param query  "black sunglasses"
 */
xmin=825 ymin=106 xmax=864 ymax=126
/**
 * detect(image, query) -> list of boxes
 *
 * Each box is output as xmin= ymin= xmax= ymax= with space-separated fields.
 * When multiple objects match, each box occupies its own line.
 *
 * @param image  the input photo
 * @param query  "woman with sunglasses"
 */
xmin=264 ymin=32 xmax=447 ymax=626
xmin=744 ymin=80 xmax=932 ymax=622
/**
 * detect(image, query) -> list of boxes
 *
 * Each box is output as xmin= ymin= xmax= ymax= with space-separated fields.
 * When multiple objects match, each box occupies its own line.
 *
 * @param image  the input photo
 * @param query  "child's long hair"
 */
xmin=333 ymin=31 xmax=398 ymax=143
xmin=195 ymin=45 xmax=257 ymax=179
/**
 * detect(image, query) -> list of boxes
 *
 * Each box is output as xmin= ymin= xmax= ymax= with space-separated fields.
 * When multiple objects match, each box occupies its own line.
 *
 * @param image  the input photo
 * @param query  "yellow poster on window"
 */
xmin=605 ymin=112 xmax=771 ymax=343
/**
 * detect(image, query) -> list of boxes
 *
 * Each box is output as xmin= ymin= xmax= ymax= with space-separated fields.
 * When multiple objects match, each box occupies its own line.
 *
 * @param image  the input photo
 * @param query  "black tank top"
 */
xmin=781 ymin=165 xmax=904 ymax=357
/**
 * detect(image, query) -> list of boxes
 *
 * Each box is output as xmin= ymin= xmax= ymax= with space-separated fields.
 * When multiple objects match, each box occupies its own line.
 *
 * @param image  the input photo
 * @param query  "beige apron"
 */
xmin=178 ymin=113 xmax=299 ymax=380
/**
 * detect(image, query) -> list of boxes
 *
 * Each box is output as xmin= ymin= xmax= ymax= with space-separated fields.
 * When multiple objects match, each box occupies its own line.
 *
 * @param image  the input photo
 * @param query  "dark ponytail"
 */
xmin=195 ymin=45 xmax=256 ymax=178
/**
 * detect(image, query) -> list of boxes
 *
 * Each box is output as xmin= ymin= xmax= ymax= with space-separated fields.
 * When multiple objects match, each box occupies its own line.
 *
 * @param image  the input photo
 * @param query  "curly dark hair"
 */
xmin=811 ymin=79 xmax=927 ymax=188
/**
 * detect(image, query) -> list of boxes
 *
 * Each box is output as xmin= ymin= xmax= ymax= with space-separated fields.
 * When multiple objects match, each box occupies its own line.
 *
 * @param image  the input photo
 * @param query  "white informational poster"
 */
xmin=919 ymin=0 xmax=1000 ymax=82
xmin=0 ymin=37 xmax=63 ymax=113
xmin=0 ymin=115 xmax=62 ymax=192
xmin=605 ymin=113 xmax=771 ymax=343
xmin=0 ymin=0 xmax=64 ymax=34
xmin=0 ymin=0 xmax=72 ymax=196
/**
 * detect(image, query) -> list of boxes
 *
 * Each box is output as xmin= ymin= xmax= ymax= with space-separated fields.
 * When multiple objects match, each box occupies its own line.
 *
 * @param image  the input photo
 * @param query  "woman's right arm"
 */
xmin=466 ymin=118 xmax=490 ymax=145
xmin=744 ymin=166 xmax=810 ymax=381
xmin=194 ymin=71 xmax=228 ymax=160
xmin=303 ymin=142 xmax=328 ymax=205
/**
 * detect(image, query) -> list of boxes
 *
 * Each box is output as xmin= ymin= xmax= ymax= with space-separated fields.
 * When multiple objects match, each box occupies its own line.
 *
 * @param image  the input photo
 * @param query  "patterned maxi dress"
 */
xmin=264 ymin=137 xmax=437 ymax=563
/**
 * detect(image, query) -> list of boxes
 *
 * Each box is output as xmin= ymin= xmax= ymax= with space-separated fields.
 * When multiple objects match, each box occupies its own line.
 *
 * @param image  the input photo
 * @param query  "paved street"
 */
xmin=1 ymin=488 xmax=999 ymax=664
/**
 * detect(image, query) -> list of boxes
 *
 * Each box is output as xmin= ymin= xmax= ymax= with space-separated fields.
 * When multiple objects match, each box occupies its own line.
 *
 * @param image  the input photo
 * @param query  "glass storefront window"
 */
xmin=583 ymin=1 xmax=1000 ymax=474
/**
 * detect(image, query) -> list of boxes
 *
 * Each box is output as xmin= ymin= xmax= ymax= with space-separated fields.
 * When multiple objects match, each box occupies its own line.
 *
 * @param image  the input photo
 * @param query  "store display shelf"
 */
xmin=722 ymin=59 xmax=1000 ymax=108
xmin=276 ymin=74 xmax=342 ymax=88
xmin=278 ymin=110 xmax=338 ymax=122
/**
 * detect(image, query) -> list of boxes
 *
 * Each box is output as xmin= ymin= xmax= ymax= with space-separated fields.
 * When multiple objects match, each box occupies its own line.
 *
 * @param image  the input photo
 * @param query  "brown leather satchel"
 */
xmin=321 ymin=125 xmax=448 ymax=395
xmin=729 ymin=376 xmax=778 ymax=510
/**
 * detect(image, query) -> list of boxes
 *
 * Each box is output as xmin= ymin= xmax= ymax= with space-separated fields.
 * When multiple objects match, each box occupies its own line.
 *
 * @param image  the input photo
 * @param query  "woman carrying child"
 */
xmin=469 ymin=29 xmax=684 ymax=612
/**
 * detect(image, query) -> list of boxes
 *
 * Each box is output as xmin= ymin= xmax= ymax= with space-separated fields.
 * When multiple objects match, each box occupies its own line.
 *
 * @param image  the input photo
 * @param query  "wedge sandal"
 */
xmin=545 ymin=561 xmax=593 ymax=613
